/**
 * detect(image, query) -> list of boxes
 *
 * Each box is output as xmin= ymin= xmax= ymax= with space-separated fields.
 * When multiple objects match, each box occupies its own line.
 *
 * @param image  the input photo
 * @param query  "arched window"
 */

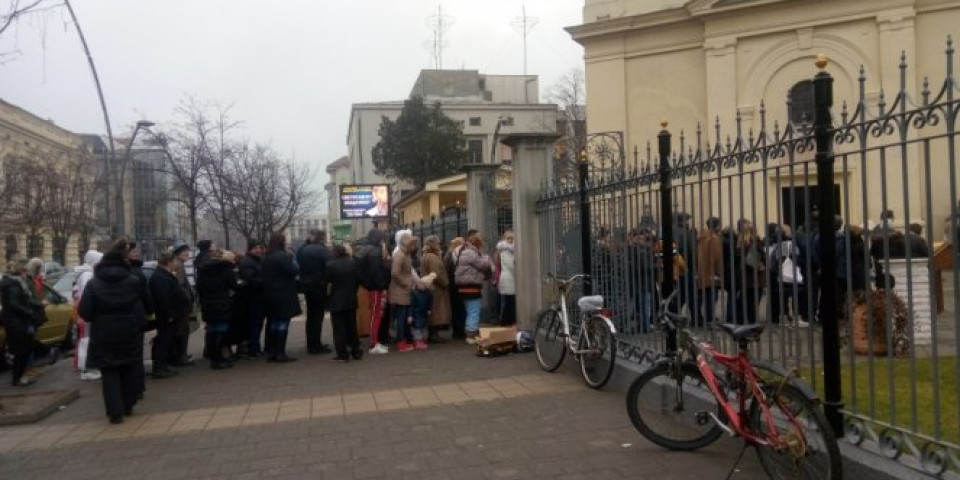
xmin=788 ymin=80 xmax=815 ymax=125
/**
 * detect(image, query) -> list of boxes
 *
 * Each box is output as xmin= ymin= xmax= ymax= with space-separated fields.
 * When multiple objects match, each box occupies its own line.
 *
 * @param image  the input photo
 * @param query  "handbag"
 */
xmin=780 ymin=256 xmax=804 ymax=284
xmin=745 ymin=244 xmax=763 ymax=270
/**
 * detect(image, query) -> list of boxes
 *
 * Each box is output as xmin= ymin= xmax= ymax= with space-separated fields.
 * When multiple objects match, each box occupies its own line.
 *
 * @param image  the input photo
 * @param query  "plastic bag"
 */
xmin=77 ymin=336 xmax=89 ymax=372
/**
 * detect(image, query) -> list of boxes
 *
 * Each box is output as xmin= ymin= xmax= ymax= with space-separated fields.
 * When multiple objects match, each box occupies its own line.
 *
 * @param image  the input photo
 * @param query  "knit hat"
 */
xmin=196 ymin=239 xmax=212 ymax=252
xmin=247 ymin=238 xmax=264 ymax=251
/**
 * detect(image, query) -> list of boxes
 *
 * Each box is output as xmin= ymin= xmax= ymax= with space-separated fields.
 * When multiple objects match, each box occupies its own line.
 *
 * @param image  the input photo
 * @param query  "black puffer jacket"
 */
xmin=79 ymin=255 xmax=147 ymax=369
xmin=196 ymin=259 xmax=238 ymax=322
xmin=298 ymin=243 xmax=329 ymax=293
xmin=262 ymin=249 xmax=302 ymax=318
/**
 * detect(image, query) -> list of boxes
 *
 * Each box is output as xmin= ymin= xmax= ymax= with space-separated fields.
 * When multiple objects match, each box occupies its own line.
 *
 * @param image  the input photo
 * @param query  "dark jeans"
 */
xmin=392 ymin=304 xmax=412 ymax=343
xmin=449 ymin=290 xmax=466 ymax=338
xmin=304 ymin=291 xmax=327 ymax=352
xmin=499 ymin=294 xmax=516 ymax=326
xmin=246 ymin=303 xmax=266 ymax=354
xmin=101 ymin=363 xmax=139 ymax=419
xmin=151 ymin=321 xmax=177 ymax=370
xmin=695 ymin=287 xmax=718 ymax=328
xmin=411 ymin=289 xmax=433 ymax=338
xmin=331 ymin=310 xmax=360 ymax=357
xmin=735 ymin=288 xmax=761 ymax=325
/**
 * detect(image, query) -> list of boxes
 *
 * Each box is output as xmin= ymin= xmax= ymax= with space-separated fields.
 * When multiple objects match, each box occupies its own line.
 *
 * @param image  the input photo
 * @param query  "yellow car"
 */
xmin=0 ymin=280 xmax=76 ymax=358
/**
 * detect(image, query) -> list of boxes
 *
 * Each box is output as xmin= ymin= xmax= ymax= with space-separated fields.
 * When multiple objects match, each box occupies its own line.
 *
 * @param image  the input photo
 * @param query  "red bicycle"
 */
xmin=626 ymin=290 xmax=841 ymax=480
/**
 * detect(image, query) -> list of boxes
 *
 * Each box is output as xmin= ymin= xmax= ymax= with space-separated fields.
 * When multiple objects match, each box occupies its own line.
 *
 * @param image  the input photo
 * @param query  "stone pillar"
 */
xmin=501 ymin=134 xmax=559 ymax=331
xmin=462 ymin=163 xmax=502 ymax=321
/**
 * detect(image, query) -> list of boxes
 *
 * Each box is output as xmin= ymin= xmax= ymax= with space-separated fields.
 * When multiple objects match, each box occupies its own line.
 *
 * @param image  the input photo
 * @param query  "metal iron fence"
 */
xmin=537 ymin=44 xmax=960 ymax=477
xmin=400 ymin=207 xmax=468 ymax=247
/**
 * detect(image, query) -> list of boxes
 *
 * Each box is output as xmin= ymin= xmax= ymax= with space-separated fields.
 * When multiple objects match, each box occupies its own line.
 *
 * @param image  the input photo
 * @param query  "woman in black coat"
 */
xmin=149 ymin=252 xmax=191 ymax=378
xmin=325 ymin=244 xmax=361 ymax=362
xmin=78 ymin=252 xmax=147 ymax=424
xmin=195 ymin=250 xmax=239 ymax=369
xmin=261 ymin=233 xmax=301 ymax=362
xmin=1 ymin=258 xmax=42 ymax=387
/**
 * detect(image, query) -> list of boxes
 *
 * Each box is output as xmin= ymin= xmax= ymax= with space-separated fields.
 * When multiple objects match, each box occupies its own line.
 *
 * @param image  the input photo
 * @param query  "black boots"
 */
xmin=428 ymin=326 xmax=447 ymax=344
xmin=267 ymin=329 xmax=297 ymax=363
xmin=207 ymin=332 xmax=233 ymax=370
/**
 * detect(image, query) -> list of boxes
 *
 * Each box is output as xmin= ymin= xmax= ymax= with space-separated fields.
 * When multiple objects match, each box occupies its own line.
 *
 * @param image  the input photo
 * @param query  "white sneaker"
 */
xmin=80 ymin=370 xmax=102 ymax=380
xmin=368 ymin=343 xmax=389 ymax=354
xmin=796 ymin=319 xmax=810 ymax=328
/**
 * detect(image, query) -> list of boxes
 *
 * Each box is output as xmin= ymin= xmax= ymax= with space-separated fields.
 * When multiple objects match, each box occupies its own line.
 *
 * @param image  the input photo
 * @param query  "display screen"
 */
xmin=339 ymin=184 xmax=391 ymax=219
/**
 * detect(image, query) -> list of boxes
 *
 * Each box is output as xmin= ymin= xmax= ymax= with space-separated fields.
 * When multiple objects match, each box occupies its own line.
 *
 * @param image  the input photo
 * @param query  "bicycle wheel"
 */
xmin=534 ymin=308 xmax=567 ymax=372
xmin=749 ymin=383 xmax=842 ymax=480
xmin=626 ymin=362 xmax=724 ymax=451
xmin=578 ymin=316 xmax=616 ymax=389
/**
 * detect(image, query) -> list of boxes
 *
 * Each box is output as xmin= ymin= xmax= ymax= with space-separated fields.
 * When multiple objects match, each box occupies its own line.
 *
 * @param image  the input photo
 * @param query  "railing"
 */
xmin=537 ymin=42 xmax=960 ymax=477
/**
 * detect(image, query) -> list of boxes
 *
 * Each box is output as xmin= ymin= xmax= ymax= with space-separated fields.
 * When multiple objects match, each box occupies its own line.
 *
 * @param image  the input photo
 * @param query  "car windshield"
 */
xmin=52 ymin=271 xmax=79 ymax=301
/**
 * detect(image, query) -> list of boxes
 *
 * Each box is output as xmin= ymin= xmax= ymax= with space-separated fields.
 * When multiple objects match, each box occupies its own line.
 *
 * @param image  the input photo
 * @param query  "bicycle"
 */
xmin=625 ymin=289 xmax=841 ymax=480
xmin=533 ymin=273 xmax=617 ymax=389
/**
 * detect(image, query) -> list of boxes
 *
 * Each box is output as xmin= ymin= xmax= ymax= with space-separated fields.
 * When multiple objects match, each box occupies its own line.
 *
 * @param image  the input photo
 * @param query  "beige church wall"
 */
xmin=623 ymin=48 xmax=707 ymax=147
xmin=585 ymin=57 xmax=628 ymax=134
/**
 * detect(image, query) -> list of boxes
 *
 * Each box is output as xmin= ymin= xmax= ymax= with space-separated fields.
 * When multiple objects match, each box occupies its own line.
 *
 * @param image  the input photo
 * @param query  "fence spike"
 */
xmin=841 ymin=100 xmax=849 ymax=123
xmin=922 ymin=77 xmax=930 ymax=106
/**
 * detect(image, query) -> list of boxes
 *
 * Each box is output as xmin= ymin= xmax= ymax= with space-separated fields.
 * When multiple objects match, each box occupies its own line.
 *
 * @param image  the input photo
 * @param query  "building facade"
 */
xmin=344 ymin=70 xmax=559 ymax=239
xmin=568 ymin=0 xmax=960 ymax=235
xmin=324 ymin=156 xmax=353 ymax=243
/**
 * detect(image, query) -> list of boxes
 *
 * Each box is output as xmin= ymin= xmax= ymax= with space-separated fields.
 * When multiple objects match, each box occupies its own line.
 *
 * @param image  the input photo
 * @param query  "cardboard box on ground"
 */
xmin=476 ymin=326 xmax=518 ymax=357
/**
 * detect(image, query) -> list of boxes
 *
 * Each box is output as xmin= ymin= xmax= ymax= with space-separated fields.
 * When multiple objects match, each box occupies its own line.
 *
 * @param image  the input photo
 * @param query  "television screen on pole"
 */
xmin=339 ymin=184 xmax=391 ymax=219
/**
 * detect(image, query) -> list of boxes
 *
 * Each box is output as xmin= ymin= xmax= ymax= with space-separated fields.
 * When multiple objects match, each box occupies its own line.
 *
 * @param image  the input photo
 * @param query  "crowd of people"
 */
xmin=2 ymin=225 xmax=517 ymax=424
xmin=591 ymin=210 xmax=930 ymax=331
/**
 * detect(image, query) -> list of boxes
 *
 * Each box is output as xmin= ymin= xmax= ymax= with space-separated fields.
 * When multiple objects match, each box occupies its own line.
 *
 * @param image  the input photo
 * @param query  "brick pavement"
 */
xmin=0 ymin=317 xmax=769 ymax=479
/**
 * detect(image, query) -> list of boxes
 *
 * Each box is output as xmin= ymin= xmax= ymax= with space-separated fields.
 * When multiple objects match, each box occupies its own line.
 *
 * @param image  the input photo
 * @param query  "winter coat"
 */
xmin=454 ymin=245 xmax=492 ymax=299
xmin=325 ymin=257 xmax=359 ymax=313
xmin=496 ymin=241 xmax=516 ymax=295
xmin=149 ymin=267 xmax=191 ymax=325
xmin=196 ymin=259 xmax=238 ymax=322
xmin=421 ymin=250 xmax=450 ymax=326
xmin=0 ymin=275 xmax=41 ymax=355
xmin=355 ymin=230 xmax=390 ymax=291
xmin=238 ymin=254 xmax=265 ymax=301
xmin=298 ymin=243 xmax=330 ymax=293
xmin=388 ymin=248 xmax=414 ymax=306
xmin=129 ymin=259 xmax=156 ymax=318
xmin=736 ymin=238 xmax=766 ymax=289
xmin=261 ymin=248 xmax=302 ymax=319
xmin=78 ymin=258 xmax=147 ymax=369
xmin=696 ymin=230 xmax=723 ymax=290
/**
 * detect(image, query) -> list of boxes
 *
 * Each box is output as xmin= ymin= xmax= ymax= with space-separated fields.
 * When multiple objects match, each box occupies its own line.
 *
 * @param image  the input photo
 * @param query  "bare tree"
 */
xmin=546 ymin=68 xmax=587 ymax=181
xmin=42 ymin=150 xmax=95 ymax=264
xmin=197 ymin=103 xmax=242 ymax=250
xmin=7 ymin=155 xmax=50 ymax=258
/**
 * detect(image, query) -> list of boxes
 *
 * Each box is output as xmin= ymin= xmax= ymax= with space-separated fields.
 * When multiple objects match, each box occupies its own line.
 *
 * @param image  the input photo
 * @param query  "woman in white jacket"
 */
xmin=496 ymin=230 xmax=516 ymax=326
xmin=74 ymin=250 xmax=103 ymax=380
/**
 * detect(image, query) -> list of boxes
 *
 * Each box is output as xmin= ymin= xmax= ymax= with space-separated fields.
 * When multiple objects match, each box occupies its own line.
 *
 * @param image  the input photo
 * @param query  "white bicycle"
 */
xmin=534 ymin=273 xmax=618 ymax=389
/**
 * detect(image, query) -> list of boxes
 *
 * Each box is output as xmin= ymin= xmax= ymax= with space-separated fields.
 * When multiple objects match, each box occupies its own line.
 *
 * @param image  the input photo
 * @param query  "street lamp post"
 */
xmin=115 ymin=120 xmax=155 ymax=237
xmin=490 ymin=114 xmax=513 ymax=164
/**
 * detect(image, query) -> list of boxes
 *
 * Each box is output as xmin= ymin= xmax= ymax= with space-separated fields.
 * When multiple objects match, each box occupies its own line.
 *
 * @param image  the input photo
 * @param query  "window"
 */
xmin=467 ymin=139 xmax=483 ymax=164
xmin=500 ymin=116 xmax=514 ymax=127
xmin=788 ymin=80 xmax=814 ymax=125
xmin=469 ymin=117 xmax=481 ymax=126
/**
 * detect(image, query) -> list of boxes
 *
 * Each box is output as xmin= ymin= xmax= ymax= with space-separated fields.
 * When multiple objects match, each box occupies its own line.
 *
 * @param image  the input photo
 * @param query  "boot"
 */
xmin=274 ymin=329 xmax=297 ymax=363
xmin=427 ymin=326 xmax=446 ymax=344
xmin=209 ymin=333 xmax=233 ymax=369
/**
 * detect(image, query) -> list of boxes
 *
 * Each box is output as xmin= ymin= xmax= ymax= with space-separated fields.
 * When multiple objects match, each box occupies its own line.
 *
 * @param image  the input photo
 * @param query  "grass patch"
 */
xmin=803 ymin=356 xmax=959 ymax=444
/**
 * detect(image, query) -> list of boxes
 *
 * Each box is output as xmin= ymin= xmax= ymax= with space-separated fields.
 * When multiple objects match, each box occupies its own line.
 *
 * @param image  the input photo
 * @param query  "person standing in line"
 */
xmin=194 ymin=240 xmax=213 ymax=269
xmin=735 ymin=220 xmax=765 ymax=325
xmin=298 ymin=230 xmax=332 ymax=355
xmin=1 ymin=258 xmax=42 ymax=386
xmin=78 ymin=252 xmax=147 ymax=424
xmin=454 ymin=232 xmax=493 ymax=344
xmin=113 ymin=239 xmax=154 ymax=399
xmin=196 ymin=250 xmax=239 ymax=369
xmin=261 ymin=233 xmax=301 ymax=362
xmin=695 ymin=217 xmax=723 ymax=328
xmin=421 ymin=236 xmax=450 ymax=343
xmin=389 ymin=233 xmax=417 ymax=352
xmin=444 ymin=237 xmax=466 ymax=340
xmin=355 ymin=229 xmax=391 ymax=354
xmin=148 ymin=252 xmax=190 ymax=379
xmin=496 ymin=230 xmax=516 ymax=326
xmin=238 ymin=239 xmax=267 ymax=358
xmin=325 ymin=244 xmax=362 ymax=362
xmin=674 ymin=213 xmax=698 ymax=317
xmin=172 ymin=242 xmax=196 ymax=367
xmin=74 ymin=250 xmax=104 ymax=380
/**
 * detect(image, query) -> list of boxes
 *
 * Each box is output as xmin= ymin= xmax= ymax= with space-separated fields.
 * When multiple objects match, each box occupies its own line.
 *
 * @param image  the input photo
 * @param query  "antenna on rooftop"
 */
xmin=425 ymin=5 xmax=454 ymax=69
xmin=511 ymin=5 xmax=539 ymax=75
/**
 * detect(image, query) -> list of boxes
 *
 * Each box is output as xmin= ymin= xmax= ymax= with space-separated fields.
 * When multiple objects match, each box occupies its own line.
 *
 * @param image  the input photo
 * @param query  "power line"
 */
xmin=511 ymin=5 xmax=538 ymax=75
xmin=425 ymin=4 xmax=453 ymax=69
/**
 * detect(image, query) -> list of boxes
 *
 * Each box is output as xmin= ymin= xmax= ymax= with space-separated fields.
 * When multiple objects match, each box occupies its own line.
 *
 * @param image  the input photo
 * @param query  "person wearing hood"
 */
xmin=355 ymin=228 xmax=391 ymax=354
xmin=196 ymin=249 xmax=239 ymax=369
xmin=74 ymin=250 xmax=104 ymax=380
xmin=1 ymin=258 xmax=43 ymax=386
xmin=149 ymin=252 xmax=191 ymax=379
xmin=261 ymin=233 xmax=301 ymax=362
xmin=496 ymin=230 xmax=516 ymax=326
xmin=78 ymin=252 xmax=147 ymax=424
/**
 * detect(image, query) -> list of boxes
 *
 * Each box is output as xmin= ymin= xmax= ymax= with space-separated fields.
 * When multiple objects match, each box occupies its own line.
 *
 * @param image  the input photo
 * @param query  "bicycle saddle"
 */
xmin=577 ymin=295 xmax=604 ymax=312
xmin=717 ymin=323 xmax=764 ymax=343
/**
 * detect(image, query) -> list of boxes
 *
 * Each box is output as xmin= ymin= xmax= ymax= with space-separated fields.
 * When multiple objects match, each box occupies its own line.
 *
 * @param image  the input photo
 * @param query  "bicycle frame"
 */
xmin=547 ymin=273 xmax=617 ymax=353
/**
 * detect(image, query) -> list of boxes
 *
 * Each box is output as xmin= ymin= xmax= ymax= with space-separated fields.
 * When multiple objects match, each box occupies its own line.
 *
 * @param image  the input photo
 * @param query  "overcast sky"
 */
xmin=1 ymin=0 xmax=584 ymax=199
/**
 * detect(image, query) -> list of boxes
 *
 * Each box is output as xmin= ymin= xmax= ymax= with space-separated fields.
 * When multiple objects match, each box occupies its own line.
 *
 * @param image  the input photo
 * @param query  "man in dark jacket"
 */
xmin=238 ymin=239 xmax=267 ymax=357
xmin=298 ymin=230 xmax=331 ymax=354
xmin=78 ymin=252 xmax=147 ymax=424
xmin=355 ymin=229 xmax=391 ymax=353
xmin=1 ymin=258 xmax=42 ymax=386
xmin=326 ymin=244 xmax=362 ymax=361
xmin=172 ymin=242 xmax=196 ymax=366
xmin=149 ymin=252 xmax=190 ymax=379
xmin=262 ymin=233 xmax=302 ymax=362
xmin=196 ymin=251 xmax=239 ymax=369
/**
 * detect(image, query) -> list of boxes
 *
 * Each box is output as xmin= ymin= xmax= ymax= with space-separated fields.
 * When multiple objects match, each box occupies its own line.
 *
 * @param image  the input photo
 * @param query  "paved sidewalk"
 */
xmin=0 ymin=317 xmax=768 ymax=479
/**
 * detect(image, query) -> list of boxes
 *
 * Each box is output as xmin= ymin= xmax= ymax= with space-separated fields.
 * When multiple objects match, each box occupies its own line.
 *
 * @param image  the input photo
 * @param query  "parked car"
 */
xmin=52 ymin=270 xmax=80 ymax=303
xmin=0 ymin=277 xmax=77 ymax=363
xmin=42 ymin=261 xmax=67 ymax=284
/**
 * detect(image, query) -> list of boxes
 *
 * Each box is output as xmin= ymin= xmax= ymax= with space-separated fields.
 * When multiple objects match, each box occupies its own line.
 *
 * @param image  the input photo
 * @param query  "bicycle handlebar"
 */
xmin=544 ymin=273 xmax=590 ymax=288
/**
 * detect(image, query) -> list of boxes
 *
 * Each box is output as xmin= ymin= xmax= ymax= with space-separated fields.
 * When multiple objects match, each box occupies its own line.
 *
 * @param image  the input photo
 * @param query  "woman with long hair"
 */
xmin=261 ymin=233 xmax=301 ymax=362
xmin=444 ymin=237 xmax=466 ymax=340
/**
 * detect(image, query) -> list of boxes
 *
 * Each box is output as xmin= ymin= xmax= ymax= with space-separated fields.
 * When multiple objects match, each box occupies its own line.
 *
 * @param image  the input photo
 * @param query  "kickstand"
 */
xmin=723 ymin=441 xmax=749 ymax=480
